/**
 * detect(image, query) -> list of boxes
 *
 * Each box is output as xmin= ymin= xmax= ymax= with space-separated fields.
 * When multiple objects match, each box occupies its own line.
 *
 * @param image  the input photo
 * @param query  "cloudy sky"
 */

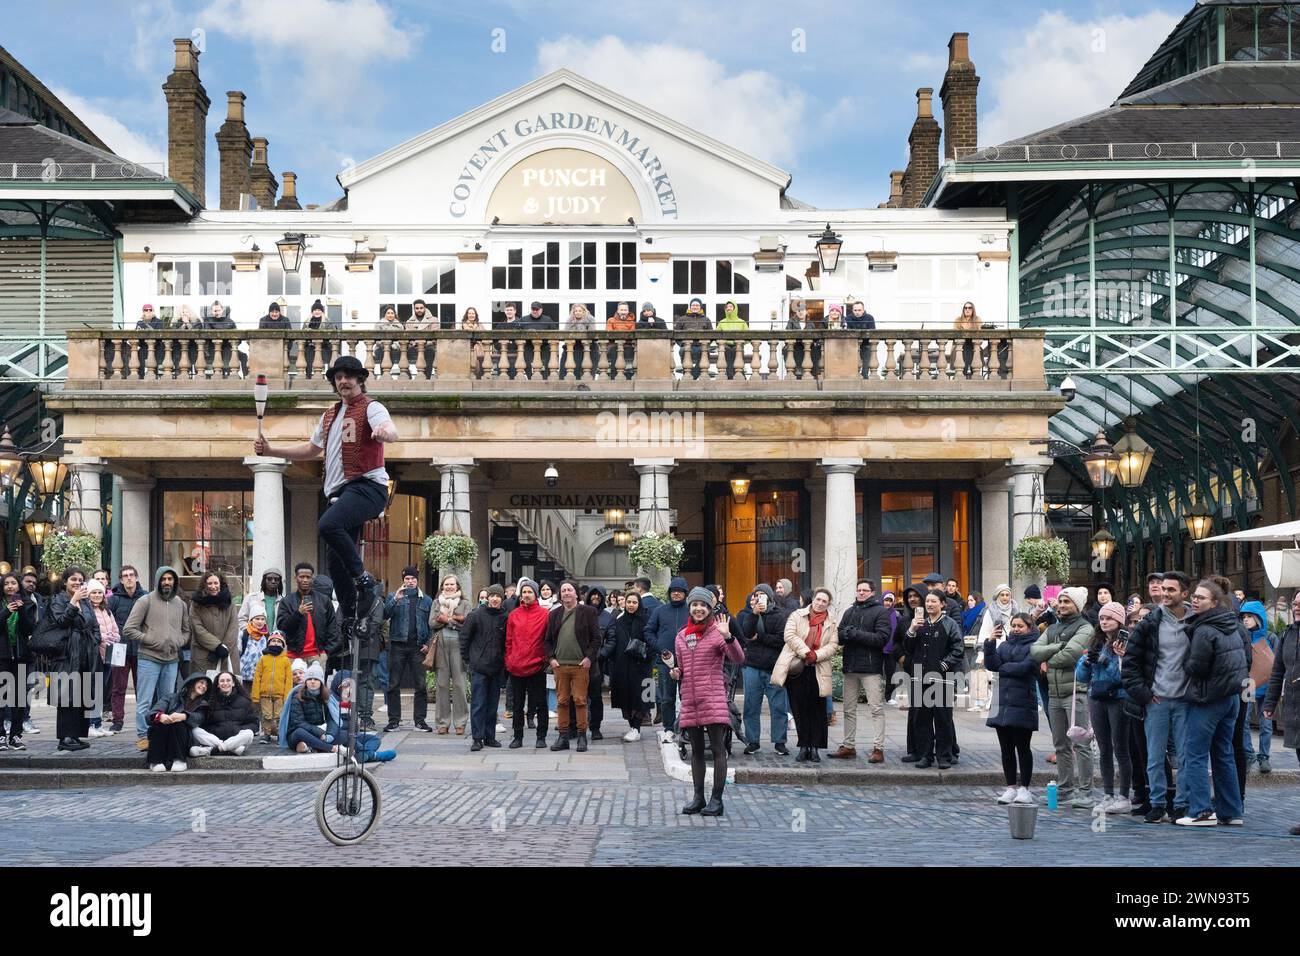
xmin=7 ymin=0 xmax=1185 ymax=208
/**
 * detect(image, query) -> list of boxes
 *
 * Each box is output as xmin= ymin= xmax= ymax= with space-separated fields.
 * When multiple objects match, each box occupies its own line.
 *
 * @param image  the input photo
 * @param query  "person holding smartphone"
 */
xmin=733 ymin=584 xmax=792 ymax=756
xmin=1075 ymin=601 xmax=1132 ymax=814
xmin=902 ymin=591 xmax=963 ymax=769
xmin=32 ymin=566 xmax=102 ymax=752
xmin=381 ymin=566 xmax=433 ymax=732
xmin=0 ymin=573 xmax=37 ymax=750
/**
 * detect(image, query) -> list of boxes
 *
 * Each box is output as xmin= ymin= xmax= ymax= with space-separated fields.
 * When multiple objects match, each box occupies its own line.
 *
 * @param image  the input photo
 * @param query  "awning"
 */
xmin=1198 ymin=520 xmax=1300 ymax=544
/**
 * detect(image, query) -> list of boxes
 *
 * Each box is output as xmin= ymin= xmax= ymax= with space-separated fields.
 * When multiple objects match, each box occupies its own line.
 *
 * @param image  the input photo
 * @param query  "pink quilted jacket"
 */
xmin=674 ymin=619 xmax=745 ymax=729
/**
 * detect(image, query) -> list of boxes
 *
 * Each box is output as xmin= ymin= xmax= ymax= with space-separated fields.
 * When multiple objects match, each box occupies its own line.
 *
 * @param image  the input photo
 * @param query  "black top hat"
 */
xmin=324 ymin=355 xmax=369 ymax=383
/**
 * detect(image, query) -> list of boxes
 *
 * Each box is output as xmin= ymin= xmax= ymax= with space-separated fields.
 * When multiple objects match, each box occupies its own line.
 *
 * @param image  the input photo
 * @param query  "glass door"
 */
xmin=880 ymin=544 xmax=936 ymax=597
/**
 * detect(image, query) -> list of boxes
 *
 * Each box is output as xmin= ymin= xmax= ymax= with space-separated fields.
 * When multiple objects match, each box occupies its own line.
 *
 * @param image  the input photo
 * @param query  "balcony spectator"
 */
xmin=461 ymin=306 xmax=487 ymax=377
xmin=636 ymin=302 xmax=667 ymax=330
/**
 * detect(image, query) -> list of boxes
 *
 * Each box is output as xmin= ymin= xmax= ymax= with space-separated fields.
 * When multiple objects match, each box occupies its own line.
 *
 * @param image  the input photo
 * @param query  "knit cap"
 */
xmin=291 ymin=658 xmax=308 ymax=675
xmin=1060 ymin=586 xmax=1088 ymax=612
xmin=686 ymin=586 xmax=716 ymax=609
xmin=486 ymin=584 xmax=505 ymax=599
xmin=305 ymin=662 xmax=325 ymax=682
xmin=1098 ymin=601 xmax=1127 ymax=627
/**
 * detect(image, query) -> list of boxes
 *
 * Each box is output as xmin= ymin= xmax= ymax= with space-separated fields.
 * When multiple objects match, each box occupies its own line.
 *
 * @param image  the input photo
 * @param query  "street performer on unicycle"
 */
xmin=253 ymin=354 xmax=395 ymax=845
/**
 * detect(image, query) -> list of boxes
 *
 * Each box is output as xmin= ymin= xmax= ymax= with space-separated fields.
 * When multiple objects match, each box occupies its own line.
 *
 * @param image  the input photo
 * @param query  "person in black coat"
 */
xmin=732 ymin=584 xmax=791 ymax=755
xmin=31 ymin=567 xmax=101 ymax=751
xmin=984 ymin=612 xmax=1040 ymax=802
xmin=192 ymin=670 xmax=257 ymax=756
xmin=606 ymin=593 xmax=653 ymax=740
xmin=832 ymin=580 xmax=894 ymax=760
xmin=901 ymin=591 xmax=964 ymax=769
xmin=145 ymin=672 xmax=210 ymax=771
xmin=461 ymin=584 xmax=509 ymax=749
xmin=277 ymin=566 xmax=343 ymax=665
xmin=1 ymin=573 xmax=37 ymax=749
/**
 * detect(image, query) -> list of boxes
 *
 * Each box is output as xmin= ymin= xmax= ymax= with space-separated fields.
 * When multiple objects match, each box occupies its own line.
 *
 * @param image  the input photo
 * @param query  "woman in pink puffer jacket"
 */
xmin=671 ymin=587 xmax=745 ymax=817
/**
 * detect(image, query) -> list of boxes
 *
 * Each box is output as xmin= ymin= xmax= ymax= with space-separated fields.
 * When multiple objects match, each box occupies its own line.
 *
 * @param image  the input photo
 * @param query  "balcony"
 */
xmin=66 ymin=329 xmax=1049 ymax=395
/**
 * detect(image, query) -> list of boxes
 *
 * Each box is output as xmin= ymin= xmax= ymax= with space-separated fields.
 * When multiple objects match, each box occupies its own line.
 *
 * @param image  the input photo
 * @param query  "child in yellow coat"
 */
xmin=252 ymin=631 xmax=293 ymax=742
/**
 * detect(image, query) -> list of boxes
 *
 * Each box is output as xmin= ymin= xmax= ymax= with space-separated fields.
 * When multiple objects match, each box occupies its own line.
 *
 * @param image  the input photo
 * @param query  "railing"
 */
xmin=66 ymin=330 xmax=1048 ymax=392
xmin=0 ymin=161 xmax=167 ymax=181
xmin=954 ymin=142 xmax=1300 ymax=163
xmin=1038 ymin=325 xmax=1300 ymax=374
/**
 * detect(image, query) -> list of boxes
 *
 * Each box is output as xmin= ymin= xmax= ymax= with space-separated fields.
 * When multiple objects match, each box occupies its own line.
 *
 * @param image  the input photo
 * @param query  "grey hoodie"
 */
xmin=123 ymin=565 xmax=193 ymax=663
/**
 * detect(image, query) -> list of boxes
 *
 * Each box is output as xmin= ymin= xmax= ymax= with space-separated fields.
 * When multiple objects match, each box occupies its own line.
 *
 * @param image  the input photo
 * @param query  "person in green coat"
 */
xmin=715 ymin=300 xmax=749 ymax=377
xmin=1030 ymin=586 xmax=1095 ymax=807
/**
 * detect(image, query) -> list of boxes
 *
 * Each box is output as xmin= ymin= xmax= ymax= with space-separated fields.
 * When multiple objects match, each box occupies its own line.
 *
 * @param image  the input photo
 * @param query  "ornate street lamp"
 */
xmin=612 ymin=528 xmax=632 ymax=548
xmin=275 ymin=233 xmax=308 ymax=273
xmin=1184 ymin=499 xmax=1215 ymax=541
xmin=23 ymin=507 xmax=55 ymax=547
xmin=811 ymin=223 xmax=843 ymax=274
xmin=728 ymin=466 xmax=751 ymax=505
xmin=1113 ymin=417 xmax=1155 ymax=489
xmin=1082 ymin=430 xmax=1118 ymax=490
xmin=27 ymin=458 xmax=68 ymax=498
xmin=0 ymin=427 xmax=21 ymax=486
xmin=604 ymin=507 xmax=625 ymax=528
xmin=1090 ymin=528 xmax=1116 ymax=562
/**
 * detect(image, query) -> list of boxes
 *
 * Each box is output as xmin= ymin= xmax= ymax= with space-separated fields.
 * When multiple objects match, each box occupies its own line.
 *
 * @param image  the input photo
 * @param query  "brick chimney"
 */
xmin=249 ymin=137 xmax=279 ymax=209
xmin=215 ymin=91 xmax=252 ymax=210
xmin=887 ymin=170 xmax=905 ymax=207
xmin=161 ymin=38 xmax=210 ymax=203
xmin=901 ymin=88 xmax=940 ymax=207
xmin=940 ymin=32 xmax=980 ymax=161
xmin=276 ymin=171 xmax=302 ymax=210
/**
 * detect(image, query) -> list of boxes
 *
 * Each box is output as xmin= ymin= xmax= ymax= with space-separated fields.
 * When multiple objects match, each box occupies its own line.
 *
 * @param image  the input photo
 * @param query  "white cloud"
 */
xmin=981 ymin=10 xmax=1180 ymax=147
xmin=49 ymin=88 xmax=166 ymax=166
xmin=199 ymin=0 xmax=419 ymax=110
xmin=537 ymin=36 xmax=807 ymax=167
xmin=902 ymin=52 xmax=945 ymax=74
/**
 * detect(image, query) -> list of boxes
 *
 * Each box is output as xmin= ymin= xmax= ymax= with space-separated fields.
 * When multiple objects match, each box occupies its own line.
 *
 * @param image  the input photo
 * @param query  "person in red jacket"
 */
xmin=672 ymin=586 xmax=744 ymax=817
xmin=505 ymin=578 xmax=550 ymax=749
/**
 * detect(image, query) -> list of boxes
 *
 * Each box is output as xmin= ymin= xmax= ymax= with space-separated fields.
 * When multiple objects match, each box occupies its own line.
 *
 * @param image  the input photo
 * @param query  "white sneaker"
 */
xmin=169 ymin=761 xmax=187 ymax=772
xmin=1107 ymin=796 xmax=1132 ymax=814
xmin=1013 ymin=787 xmax=1035 ymax=805
xmin=548 ymin=711 xmax=557 ymax=719
xmin=996 ymin=786 xmax=1018 ymax=804
xmin=967 ymin=706 xmax=982 ymax=713
xmin=88 ymin=725 xmax=109 ymax=738
xmin=23 ymin=719 xmax=39 ymax=735
xmin=233 ymin=745 xmax=247 ymax=756
xmin=495 ymin=723 xmax=507 ymax=735
xmin=188 ymin=745 xmax=212 ymax=758
xmin=1094 ymin=795 xmax=1116 ymax=813
xmin=149 ymin=763 xmax=167 ymax=773
xmin=622 ymin=728 xmax=641 ymax=742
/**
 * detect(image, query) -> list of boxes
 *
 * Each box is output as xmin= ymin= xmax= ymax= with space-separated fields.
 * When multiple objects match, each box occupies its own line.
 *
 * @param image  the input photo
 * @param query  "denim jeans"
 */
xmin=135 ymin=657 xmax=179 ymax=739
xmin=470 ymin=670 xmax=504 ymax=742
xmin=656 ymin=664 xmax=678 ymax=733
xmin=742 ymin=665 xmax=789 ymax=745
xmin=1243 ymin=698 xmax=1273 ymax=759
xmin=1182 ymin=694 xmax=1244 ymax=820
xmin=318 ymin=478 xmax=387 ymax=620
xmin=1144 ymin=698 xmax=1188 ymax=810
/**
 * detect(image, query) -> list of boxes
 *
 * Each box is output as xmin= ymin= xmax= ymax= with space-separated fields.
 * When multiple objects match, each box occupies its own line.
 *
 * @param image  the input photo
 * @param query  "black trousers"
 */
xmin=995 ymin=726 xmax=1033 ymax=786
xmin=510 ymin=672 xmax=548 ymax=739
xmin=146 ymin=720 xmax=191 ymax=766
xmin=318 ymin=479 xmax=386 ymax=620
xmin=685 ymin=723 xmax=728 ymax=800
xmin=914 ymin=679 xmax=955 ymax=763
xmin=354 ymin=658 xmax=376 ymax=722
xmin=786 ymin=666 xmax=828 ymax=750
xmin=1 ymin=660 xmax=27 ymax=734
xmin=385 ymin=642 xmax=427 ymax=724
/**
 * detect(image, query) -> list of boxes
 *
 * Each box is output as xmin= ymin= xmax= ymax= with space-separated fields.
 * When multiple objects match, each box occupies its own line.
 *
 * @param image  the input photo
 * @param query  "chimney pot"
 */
xmin=226 ymin=91 xmax=246 ymax=123
xmin=172 ymin=38 xmax=198 ymax=72
xmin=916 ymin=88 xmax=934 ymax=119
xmin=948 ymin=32 xmax=970 ymax=65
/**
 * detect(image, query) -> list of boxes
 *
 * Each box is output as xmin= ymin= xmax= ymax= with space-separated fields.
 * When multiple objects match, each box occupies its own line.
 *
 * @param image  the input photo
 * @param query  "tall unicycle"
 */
xmin=315 ymin=579 xmax=382 ymax=845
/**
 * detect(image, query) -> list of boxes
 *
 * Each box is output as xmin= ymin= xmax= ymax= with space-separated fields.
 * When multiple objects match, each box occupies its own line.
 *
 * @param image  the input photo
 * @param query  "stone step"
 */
xmin=733 ymin=766 xmax=1300 ymax=787
xmin=0 ymin=766 xmax=332 ymax=790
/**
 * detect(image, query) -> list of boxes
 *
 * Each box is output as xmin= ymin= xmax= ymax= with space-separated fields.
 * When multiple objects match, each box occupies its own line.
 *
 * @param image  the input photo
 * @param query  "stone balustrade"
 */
xmin=67 ymin=329 xmax=1047 ymax=392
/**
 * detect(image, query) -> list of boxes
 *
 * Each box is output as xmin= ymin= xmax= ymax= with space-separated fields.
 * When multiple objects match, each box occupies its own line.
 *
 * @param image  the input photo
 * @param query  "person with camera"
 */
xmin=1 ymin=572 xmax=37 ymax=750
xmin=901 ymin=590 xmax=963 ymax=769
xmin=1031 ymin=586 xmax=1095 ymax=808
xmin=671 ymin=587 xmax=744 ymax=815
xmin=31 ymin=567 xmax=102 ymax=752
xmin=984 ymin=612 xmax=1040 ymax=805
xmin=381 ymin=566 xmax=433 ymax=732
xmin=277 ymin=563 xmax=342 ymax=672
xmin=733 ymin=583 xmax=791 ymax=756
xmin=1075 ymin=601 xmax=1132 ymax=814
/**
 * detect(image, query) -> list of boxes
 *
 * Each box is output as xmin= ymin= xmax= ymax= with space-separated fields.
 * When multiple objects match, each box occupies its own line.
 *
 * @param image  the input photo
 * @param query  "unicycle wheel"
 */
xmin=315 ymin=764 xmax=382 ymax=846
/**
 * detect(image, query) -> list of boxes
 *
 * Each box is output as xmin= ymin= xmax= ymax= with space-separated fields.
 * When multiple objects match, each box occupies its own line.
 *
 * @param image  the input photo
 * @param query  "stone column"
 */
xmin=634 ymin=459 xmax=675 ymax=587
xmin=64 ymin=456 xmax=106 ymax=540
xmin=820 ymin=459 xmax=863 ymax=617
xmin=977 ymin=473 xmax=1014 ymax=597
xmin=244 ymin=457 xmax=288 ymax=589
xmin=118 ymin=478 xmax=155 ymax=580
xmin=435 ymin=458 xmax=476 ymax=594
xmin=1009 ymin=457 xmax=1053 ymax=596
xmin=471 ymin=476 xmax=491 ymax=597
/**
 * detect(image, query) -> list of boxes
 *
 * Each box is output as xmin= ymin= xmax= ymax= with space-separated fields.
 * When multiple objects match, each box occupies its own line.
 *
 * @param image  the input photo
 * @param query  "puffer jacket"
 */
xmin=730 ymin=584 xmax=789 ymax=672
xmin=122 ymin=566 xmax=192 ymax=664
xmin=287 ymin=683 xmax=329 ymax=736
xmin=1183 ymin=604 xmax=1249 ymax=704
xmin=984 ymin=630 xmax=1039 ymax=730
xmin=252 ymin=649 xmax=293 ymax=703
xmin=1030 ymin=612 xmax=1093 ymax=698
xmin=191 ymin=583 xmax=239 ymax=674
xmin=837 ymin=595 xmax=892 ymax=674
xmin=771 ymin=607 xmax=840 ymax=697
xmin=1075 ymin=641 xmax=1127 ymax=700
xmin=645 ymin=577 xmax=690 ymax=655
xmin=505 ymin=600 xmax=549 ymax=677
xmin=1263 ymin=621 xmax=1300 ymax=748
xmin=203 ymin=683 xmax=258 ymax=739
xmin=674 ymin=619 xmax=745 ymax=729
xmin=460 ymin=603 xmax=508 ymax=676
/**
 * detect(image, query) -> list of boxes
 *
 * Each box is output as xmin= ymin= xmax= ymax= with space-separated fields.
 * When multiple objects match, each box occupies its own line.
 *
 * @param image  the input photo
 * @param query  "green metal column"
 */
xmin=1008 ymin=186 xmax=1020 ymax=328
xmin=112 ymin=235 xmax=123 ymax=330
xmin=1217 ymin=6 xmax=1226 ymax=63
xmin=1167 ymin=186 xmax=1177 ymax=327
xmin=110 ymin=476 xmax=122 ymax=577
xmin=1248 ymin=186 xmax=1258 ymax=326
xmin=38 ymin=212 xmax=47 ymax=381
xmin=1088 ymin=184 xmax=1097 ymax=366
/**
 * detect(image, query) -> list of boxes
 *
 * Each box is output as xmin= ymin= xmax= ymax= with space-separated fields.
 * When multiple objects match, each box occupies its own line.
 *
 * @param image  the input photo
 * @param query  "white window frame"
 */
xmin=378 ymin=257 xmax=458 ymax=328
xmin=489 ymin=237 xmax=641 ymax=328
xmin=154 ymin=257 xmax=234 ymax=325
xmin=267 ymin=257 xmax=346 ymax=328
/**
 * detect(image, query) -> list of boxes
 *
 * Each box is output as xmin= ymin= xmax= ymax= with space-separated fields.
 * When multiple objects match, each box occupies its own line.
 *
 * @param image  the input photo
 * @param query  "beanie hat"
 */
xmin=268 ymin=301 xmax=281 ymax=313
xmin=311 ymin=299 xmax=324 ymax=312
xmin=1023 ymin=584 xmax=1042 ymax=600
xmin=86 ymin=579 xmax=106 ymax=595
xmin=1060 ymin=586 xmax=1088 ymax=612
xmin=686 ymin=586 xmax=716 ymax=609
xmin=305 ymin=662 xmax=325 ymax=683
xmin=486 ymin=584 xmax=505 ymax=599
xmin=401 ymin=565 xmax=419 ymax=580
xmin=517 ymin=577 xmax=538 ymax=597
xmin=291 ymin=658 xmax=308 ymax=674
xmin=1098 ymin=601 xmax=1127 ymax=627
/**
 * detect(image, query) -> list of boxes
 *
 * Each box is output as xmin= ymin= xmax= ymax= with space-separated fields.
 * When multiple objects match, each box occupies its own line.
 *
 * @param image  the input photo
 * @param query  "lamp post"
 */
xmin=1113 ymin=416 xmax=1155 ymax=488
xmin=604 ymin=507 xmax=625 ymax=529
xmin=1090 ymin=528 xmax=1116 ymax=563
xmin=1082 ymin=430 xmax=1119 ymax=490
xmin=0 ymin=427 xmax=21 ymax=486
xmin=27 ymin=458 xmax=68 ymax=498
xmin=275 ymin=233 xmax=308 ymax=273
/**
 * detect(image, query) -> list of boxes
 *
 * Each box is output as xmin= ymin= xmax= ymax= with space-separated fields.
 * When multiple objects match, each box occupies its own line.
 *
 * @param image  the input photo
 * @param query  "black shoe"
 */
xmin=484 ymin=738 xmax=502 ymax=748
xmin=681 ymin=794 xmax=706 ymax=815
xmin=937 ymin=761 xmax=952 ymax=770
xmin=701 ymin=797 xmax=724 ymax=817
xmin=535 ymin=737 xmax=547 ymax=749
xmin=551 ymin=736 xmax=569 ymax=751
xmin=1144 ymin=808 xmax=1170 ymax=824
xmin=795 ymin=747 xmax=808 ymax=763
xmin=591 ymin=729 xmax=603 ymax=740
xmin=576 ymin=733 xmax=588 ymax=752
xmin=109 ymin=722 xmax=124 ymax=734
xmin=915 ymin=758 xmax=934 ymax=769
xmin=1131 ymin=803 xmax=1152 ymax=817
xmin=678 ymin=743 xmax=687 ymax=760
xmin=57 ymin=737 xmax=88 ymax=752
xmin=743 ymin=742 xmax=760 ymax=755
xmin=809 ymin=749 xmax=821 ymax=763
xmin=7 ymin=737 xmax=25 ymax=751
xmin=414 ymin=721 xmax=433 ymax=733
xmin=526 ymin=716 xmax=535 ymax=729
xmin=901 ymin=754 xmax=920 ymax=763
xmin=470 ymin=739 xmax=483 ymax=752
xmin=359 ymin=718 xmax=377 ymax=732
xmin=383 ymin=721 xmax=399 ymax=733
xmin=774 ymin=743 xmax=790 ymax=756
xmin=509 ymin=736 xmax=523 ymax=749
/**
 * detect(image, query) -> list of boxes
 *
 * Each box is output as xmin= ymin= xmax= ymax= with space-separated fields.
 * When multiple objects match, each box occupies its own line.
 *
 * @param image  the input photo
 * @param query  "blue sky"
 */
xmin=7 ymin=0 xmax=1188 ymax=209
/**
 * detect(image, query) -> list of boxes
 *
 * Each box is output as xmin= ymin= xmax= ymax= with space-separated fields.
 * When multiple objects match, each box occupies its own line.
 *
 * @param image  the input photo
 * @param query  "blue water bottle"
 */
xmin=1046 ymin=780 xmax=1058 ymax=810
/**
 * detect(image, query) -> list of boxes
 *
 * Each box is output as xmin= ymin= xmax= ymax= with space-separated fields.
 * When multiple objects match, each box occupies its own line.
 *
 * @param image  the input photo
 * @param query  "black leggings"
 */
xmin=995 ymin=726 xmax=1033 ymax=787
xmin=686 ymin=723 xmax=728 ymax=800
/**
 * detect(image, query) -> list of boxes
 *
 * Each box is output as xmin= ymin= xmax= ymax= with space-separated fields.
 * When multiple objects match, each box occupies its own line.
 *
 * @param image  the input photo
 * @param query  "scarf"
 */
xmin=5 ymin=608 xmax=16 ymax=649
xmin=806 ymin=609 xmax=827 ymax=650
xmin=962 ymin=601 xmax=985 ymax=634
xmin=438 ymin=593 xmax=462 ymax=617
xmin=683 ymin=617 xmax=708 ymax=649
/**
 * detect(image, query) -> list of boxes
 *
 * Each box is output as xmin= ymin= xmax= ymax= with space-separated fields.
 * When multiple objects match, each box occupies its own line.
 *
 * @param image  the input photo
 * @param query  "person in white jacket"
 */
xmin=238 ymin=567 xmax=286 ymax=635
xmin=974 ymin=585 xmax=1019 ymax=712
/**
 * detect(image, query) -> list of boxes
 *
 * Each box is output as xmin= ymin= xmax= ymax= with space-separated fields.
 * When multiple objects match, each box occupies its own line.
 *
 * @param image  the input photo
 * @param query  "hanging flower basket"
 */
xmin=627 ymin=532 xmax=684 ymax=572
xmin=1012 ymin=535 xmax=1070 ymax=583
xmin=41 ymin=530 xmax=103 ymax=577
xmin=422 ymin=533 xmax=478 ymax=571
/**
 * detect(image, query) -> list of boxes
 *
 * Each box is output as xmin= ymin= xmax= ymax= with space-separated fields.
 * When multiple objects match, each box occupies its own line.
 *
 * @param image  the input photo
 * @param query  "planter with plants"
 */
xmin=1012 ymin=535 xmax=1070 ymax=584
xmin=422 ymin=533 xmax=478 ymax=573
xmin=626 ymin=532 xmax=684 ymax=573
xmin=41 ymin=529 xmax=103 ymax=578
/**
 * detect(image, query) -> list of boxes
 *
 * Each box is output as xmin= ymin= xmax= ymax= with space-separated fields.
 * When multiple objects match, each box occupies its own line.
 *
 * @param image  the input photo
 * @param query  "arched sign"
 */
xmin=486 ymin=148 xmax=642 ymax=225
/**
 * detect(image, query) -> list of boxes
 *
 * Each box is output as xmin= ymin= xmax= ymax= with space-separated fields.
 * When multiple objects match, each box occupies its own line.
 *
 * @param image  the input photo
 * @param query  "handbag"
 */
xmin=625 ymin=637 xmax=649 ymax=662
xmin=1067 ymin=674 xmax=1095 ymax=744
xmin=1249 ymin=635 xmax=1275 ymax=694
xmin=786 ymin=654 xmax=806 ymax=678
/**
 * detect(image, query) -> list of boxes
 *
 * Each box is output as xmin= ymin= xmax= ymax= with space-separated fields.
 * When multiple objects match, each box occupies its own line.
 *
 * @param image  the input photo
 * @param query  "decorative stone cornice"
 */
xmin=232 ymin=250 xmax=263 ymax=272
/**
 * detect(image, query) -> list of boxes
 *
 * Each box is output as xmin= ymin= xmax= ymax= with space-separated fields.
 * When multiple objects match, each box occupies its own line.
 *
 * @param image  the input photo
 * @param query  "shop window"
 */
xmin=568 ymin=241 xmax=597 ymax=290
xmin=161 ymin=490 xmax=252 ymax=586
xmin=379 ymin=258 xmax=457 ymax=327
xmin=269 ymin=259 xmax=345 ymax=327
xmin=880 ymin=491 xmax=936 ymax=535
xmin=951 ymin=490 xmax=971 ymax=597
xmin=531 ymin=242 xmax=560 ymax=289
xmin=712 ymin=485 xmax=806 ymax=605
xmin=361 ymin=493 xmax=427 ymax=594
xmin=605 ymin=241 xmax=637 ymax=289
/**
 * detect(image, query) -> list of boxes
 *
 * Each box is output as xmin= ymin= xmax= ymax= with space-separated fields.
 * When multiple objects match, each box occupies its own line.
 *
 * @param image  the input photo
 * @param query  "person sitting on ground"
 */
xmin=327 ymin=671 xmax=395 ymax=763
xmin=252 ymin=631 xmax=293 ymax=744
xmin=192 ymin=670 xmax=257 ymax=756
xmin=277 ymin=657 xmax=310 ymax=747
xmin=239 ymin=609 xmax=269 ymax=684
xmin=145 ymin=673 xmax=210 ymax=772
xmin=287 ymin=663 xmax=337 ymax=753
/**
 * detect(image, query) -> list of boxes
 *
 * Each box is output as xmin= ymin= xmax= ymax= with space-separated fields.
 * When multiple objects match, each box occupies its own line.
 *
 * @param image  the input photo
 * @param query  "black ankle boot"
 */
xmin=550 ymin=736 xmax=569 ymax=751
xmin=576 ymin=732 xmax=588 ymax=752
xmin=509 ymin=736 xmax=523 ymax=749
xmin=701 ymin=796 xmax=725 ymax=816
xmin=681 ymin=793 xmax=706 ymax=814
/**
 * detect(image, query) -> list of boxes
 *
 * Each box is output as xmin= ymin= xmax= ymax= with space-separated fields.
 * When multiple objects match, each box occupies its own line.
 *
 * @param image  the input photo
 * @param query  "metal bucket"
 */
xmin=1008 ymin=803 xmax=1038 ymax=840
